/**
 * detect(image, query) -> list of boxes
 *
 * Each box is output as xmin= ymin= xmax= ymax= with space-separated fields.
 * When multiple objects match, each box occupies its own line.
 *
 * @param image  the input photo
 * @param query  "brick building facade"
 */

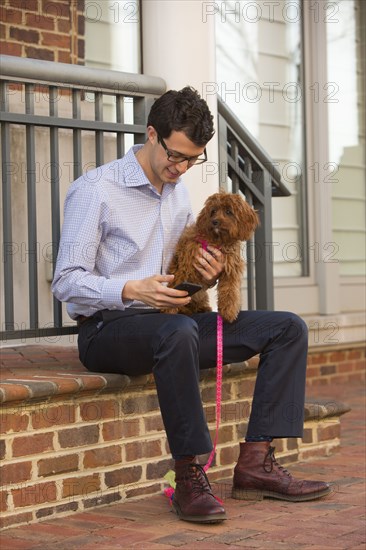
xmin=0 ymin=0 xmax=85 ymax=64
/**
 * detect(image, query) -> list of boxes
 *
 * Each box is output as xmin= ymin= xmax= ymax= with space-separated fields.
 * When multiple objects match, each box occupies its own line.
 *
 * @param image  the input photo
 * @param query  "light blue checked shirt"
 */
xmin=52 ymin=145 xmax=194 ymax=319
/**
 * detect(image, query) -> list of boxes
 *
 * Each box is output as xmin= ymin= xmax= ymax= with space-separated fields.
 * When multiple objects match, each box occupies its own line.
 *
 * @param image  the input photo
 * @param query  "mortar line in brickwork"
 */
xmin=3 ymin=466 xmax=123 ymax=493
xmin=1 ymin=490 xmax=97 ymax=519
xmin=4 ymin=442 xmax=123 ymax=462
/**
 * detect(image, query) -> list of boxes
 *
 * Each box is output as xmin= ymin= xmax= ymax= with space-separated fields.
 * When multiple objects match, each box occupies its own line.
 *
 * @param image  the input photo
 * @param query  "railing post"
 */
xmin=72 ymin=89 xmax=82 ymax=179
xmin=25 ymin=83 xmax=39 ymax=329
xmin=218 ymin=115 xmax=229 ymax=191
xmin=0 ymin=81 xmax=14 ymax=330
xmin=253 ymin=170 xmax=274 ymax=310
xmin=133 ymin=96 xmax=155 ymax=143
xmin=116 ymin=96 xmax=125 ymax=158
xmin=49 ymin=86 xmax=62 ymax=328
xmin=95 ymin=91 xmax=104 ymax=167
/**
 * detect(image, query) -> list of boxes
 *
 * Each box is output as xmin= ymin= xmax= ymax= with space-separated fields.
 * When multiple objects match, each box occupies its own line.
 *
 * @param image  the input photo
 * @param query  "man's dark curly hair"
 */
xmin=147 ymin=86 xmax=215 ymax=147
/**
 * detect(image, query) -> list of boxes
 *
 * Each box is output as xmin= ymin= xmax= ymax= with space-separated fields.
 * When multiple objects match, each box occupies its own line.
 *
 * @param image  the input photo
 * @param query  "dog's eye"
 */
xmin=211 ymin=209 xmax=217 ymax=216
xmin=226 ymin=209 xmax=233 ymax=216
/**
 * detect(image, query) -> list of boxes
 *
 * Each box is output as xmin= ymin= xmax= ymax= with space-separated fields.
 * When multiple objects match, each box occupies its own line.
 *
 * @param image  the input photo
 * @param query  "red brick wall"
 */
xmin=0 ymin=0 xmax=85 ymax=64
xmin=0 ymin=344 xmax=364 ymax=529
xmin=306 ymin=346 xmax=365 ymax=386
xmin=0 ymin=363 xmax=350 ymax=530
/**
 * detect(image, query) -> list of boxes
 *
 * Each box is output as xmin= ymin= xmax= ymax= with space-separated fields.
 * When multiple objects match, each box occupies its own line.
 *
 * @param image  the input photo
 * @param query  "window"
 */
xmin=84 ymin=0 xmax=142 ymax=158
xmin=327 ymin=0 xmax=366 ymax=276
xmin=85 ymin=0 xmax=141 ymax=73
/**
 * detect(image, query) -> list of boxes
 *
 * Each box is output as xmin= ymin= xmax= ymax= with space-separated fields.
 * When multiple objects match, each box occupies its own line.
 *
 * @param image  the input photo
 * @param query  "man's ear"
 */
xmin=147 ymin=126 xmax=157 ymax=144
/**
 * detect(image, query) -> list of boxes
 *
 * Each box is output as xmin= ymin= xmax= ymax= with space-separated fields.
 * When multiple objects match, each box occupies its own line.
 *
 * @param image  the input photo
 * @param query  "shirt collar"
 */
xmin=122 ymin=145 xmax=150 ymax=188
xmin=124 ymin=145 xmax=182 ymax=195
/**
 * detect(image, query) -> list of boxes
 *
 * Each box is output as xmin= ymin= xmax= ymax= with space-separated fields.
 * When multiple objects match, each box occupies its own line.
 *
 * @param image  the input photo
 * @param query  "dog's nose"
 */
xmin=212 ymin=219 xmax=220 ymax=227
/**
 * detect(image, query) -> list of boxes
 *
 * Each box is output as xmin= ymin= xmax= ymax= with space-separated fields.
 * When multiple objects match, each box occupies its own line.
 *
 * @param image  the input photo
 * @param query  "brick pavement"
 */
xmin=0 ymin=381 xmax=364 ymax=550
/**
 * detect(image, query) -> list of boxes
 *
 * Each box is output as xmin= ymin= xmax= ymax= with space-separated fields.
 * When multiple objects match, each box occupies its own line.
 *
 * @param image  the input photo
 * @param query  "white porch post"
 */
xmin=140 ymin=0 xmax=219 ymax=209
xmin=304 ymin=1 xmax=340 ymax=315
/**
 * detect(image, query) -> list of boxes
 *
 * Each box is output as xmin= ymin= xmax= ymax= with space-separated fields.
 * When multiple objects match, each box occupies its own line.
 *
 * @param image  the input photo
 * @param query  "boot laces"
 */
xmin=181 ymin=463 xmax=213 ymax=497
xmin=263 ymin=446 xmax=291 ymax=477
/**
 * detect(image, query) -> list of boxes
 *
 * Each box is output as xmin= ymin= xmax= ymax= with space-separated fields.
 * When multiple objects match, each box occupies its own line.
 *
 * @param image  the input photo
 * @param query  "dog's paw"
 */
xmin=180 ymin=304 xmax=212 ymax=316
xmin=219 ymin=306 xmax=239 ymax=323
xmin=162 ymin=308 xmax=179 ymax=315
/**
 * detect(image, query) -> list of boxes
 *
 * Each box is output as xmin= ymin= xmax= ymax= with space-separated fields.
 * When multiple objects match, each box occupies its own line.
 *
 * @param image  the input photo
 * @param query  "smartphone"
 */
xmin=174 ymin=282 xmax=203 ymax=296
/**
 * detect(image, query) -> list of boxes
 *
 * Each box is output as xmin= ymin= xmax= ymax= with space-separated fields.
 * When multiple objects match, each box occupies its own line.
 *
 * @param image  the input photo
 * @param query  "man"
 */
xmin=52 ymin=86 xmax=331 ymax=524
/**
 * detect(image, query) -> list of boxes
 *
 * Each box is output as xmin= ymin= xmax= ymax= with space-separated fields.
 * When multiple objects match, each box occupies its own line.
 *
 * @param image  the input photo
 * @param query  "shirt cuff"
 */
xmin=101 ymin=278 xmax=132 ymax=309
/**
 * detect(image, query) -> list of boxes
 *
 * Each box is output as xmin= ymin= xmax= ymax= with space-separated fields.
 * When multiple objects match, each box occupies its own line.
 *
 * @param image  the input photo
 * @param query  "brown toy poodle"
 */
xmin=166 ymin=191 xmax=259 ymax=322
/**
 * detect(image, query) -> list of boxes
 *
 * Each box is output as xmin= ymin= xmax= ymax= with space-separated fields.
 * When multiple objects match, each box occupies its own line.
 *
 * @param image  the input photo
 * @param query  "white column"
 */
xmin=304 ymin=1 xmax=340 ymax=315
xmin=141 ymin=0 xmax=220 ymax=213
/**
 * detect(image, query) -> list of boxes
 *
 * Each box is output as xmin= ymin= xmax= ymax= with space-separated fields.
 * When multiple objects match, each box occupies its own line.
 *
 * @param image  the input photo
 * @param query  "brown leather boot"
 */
xmin=173 ymin=459 xmax=227 ymax=523
xmin=232 ymin=441 xmax=332 ymax=502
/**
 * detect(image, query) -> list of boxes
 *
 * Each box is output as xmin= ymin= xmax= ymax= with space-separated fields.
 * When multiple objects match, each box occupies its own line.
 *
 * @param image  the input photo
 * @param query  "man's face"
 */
xmin=147 ymin=127 xmax=206 ymax=187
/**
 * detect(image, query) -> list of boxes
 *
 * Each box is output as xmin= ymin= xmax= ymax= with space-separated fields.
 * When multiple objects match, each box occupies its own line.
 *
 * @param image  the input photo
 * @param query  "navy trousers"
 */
xmin=78 ymin=309 xmax=308 ymax=457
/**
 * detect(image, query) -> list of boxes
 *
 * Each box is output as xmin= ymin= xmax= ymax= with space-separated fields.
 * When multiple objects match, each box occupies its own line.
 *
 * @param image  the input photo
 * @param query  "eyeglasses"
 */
xmin=157 ymin=134 xmax=207 ymax=166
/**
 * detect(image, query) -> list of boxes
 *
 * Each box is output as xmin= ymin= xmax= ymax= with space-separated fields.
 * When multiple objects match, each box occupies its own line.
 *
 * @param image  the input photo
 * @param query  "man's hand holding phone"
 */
xmin=122 ymin=276 xmax=202 ymax=308
xmin=174 ymin=282 xmax=202 ymax=296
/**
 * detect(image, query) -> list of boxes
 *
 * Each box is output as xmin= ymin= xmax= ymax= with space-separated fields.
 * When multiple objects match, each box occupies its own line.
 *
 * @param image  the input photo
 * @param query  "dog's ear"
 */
xmin=236 ymin=199 xmax=260 ymax=241
xmin=196 ymin=194 xmax=216 ymax=234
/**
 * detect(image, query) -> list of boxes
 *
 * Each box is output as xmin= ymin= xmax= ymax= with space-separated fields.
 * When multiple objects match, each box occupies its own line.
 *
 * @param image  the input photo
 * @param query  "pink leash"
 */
xmin=198 ymin=237 xmax=224 ymax=472
xmin=204 ymin=313 xmax=223 ymax=472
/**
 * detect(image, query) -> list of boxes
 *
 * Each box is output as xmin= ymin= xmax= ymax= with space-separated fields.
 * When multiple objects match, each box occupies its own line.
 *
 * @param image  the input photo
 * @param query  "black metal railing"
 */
xmin=218 ymin=98 xmax=290 ymax=311
xmin=0 ymin=55 xmax=165 ymax=341
xmin=0 ymin=55 xmax=289 ymax=341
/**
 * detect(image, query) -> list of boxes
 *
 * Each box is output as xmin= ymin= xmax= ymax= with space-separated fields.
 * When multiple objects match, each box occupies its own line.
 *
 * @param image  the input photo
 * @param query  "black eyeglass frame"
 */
xmin=157 ymin=134 xmax=207 ymax=166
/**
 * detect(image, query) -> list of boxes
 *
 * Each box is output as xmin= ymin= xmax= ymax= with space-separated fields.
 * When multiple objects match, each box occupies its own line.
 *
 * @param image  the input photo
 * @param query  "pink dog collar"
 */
xmin=196 ymin=237 xmax=209 ymax=251
xmin=196 ymin=237 xmax=221 ymax=253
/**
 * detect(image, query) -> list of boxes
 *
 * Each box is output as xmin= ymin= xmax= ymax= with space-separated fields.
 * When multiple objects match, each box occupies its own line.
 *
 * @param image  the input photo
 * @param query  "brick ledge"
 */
xmin=0 ymin=347 xmax=259 ymax=405
xmin=304 ymin=399 xmax=351 ymax=421
xmin=0 ymin=346 xmax=352 ymax=531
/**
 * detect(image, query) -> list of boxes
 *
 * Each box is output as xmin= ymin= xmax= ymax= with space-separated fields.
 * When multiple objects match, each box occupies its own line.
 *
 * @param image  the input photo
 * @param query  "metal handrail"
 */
xmin=218 ymin=97 xmax=290 ymax=310
xmin=0 ymin=54 xmax=166 ymax=96
xmin=218 ymin=98 xmax=290 ymax=198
